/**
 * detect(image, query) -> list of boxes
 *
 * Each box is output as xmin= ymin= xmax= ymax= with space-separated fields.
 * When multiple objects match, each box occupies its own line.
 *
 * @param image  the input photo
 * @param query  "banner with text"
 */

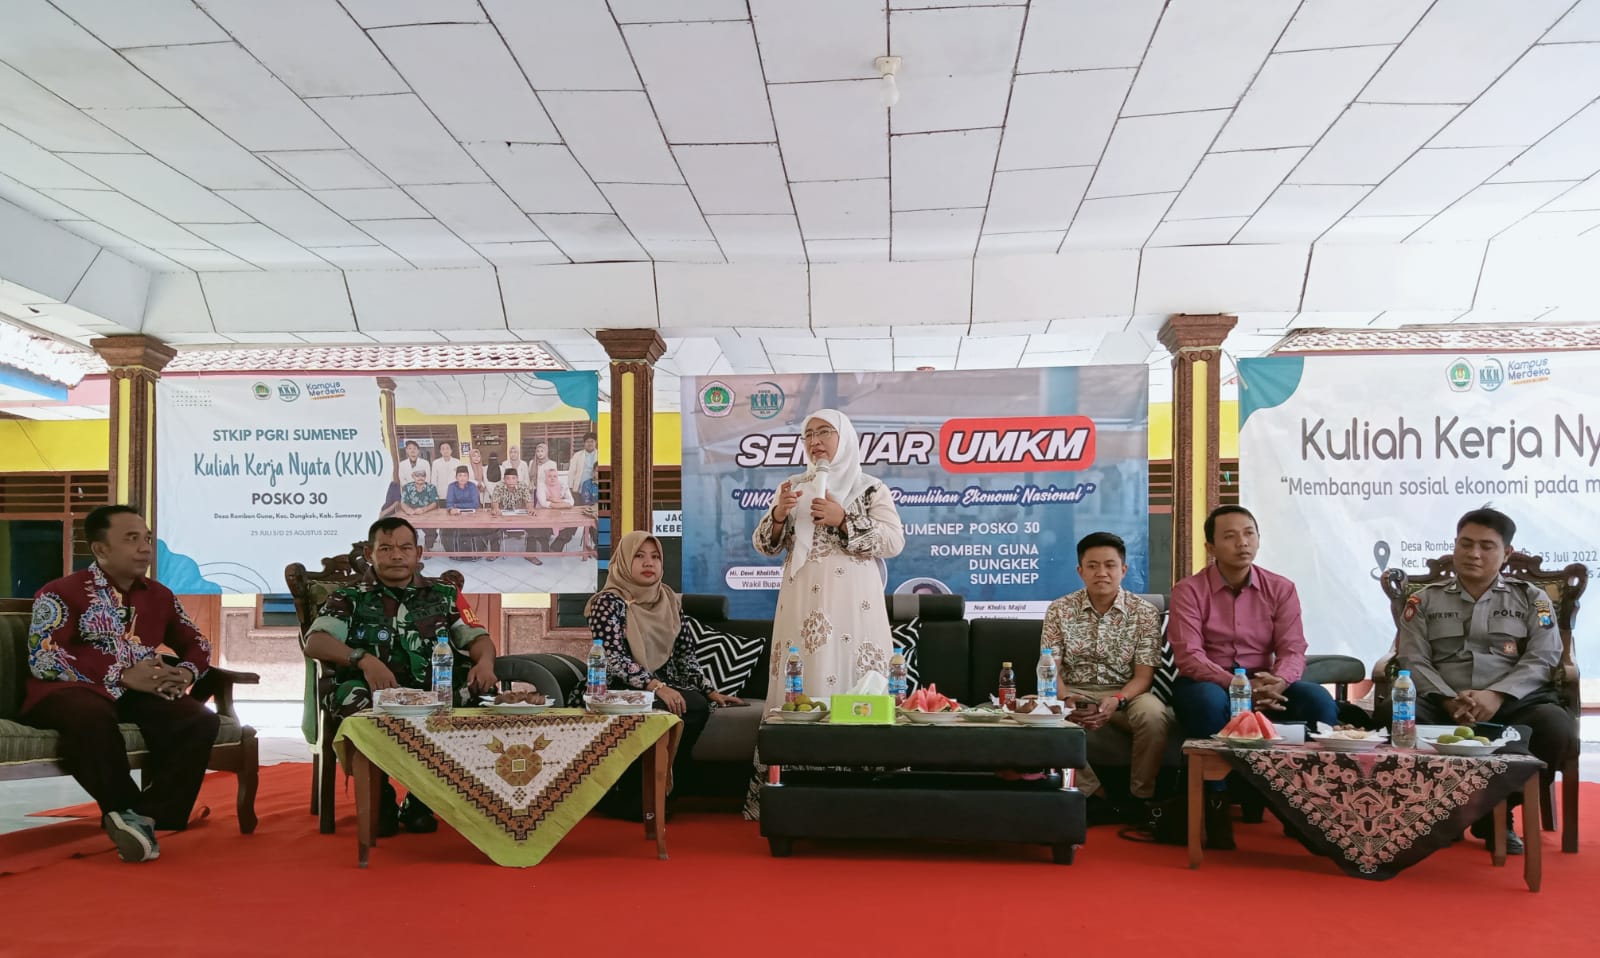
xmin=681 ymin=368 xmax=1149 ymax=619
xmin=1239 ymin=352 xmax=1598 ymax=675
xmin=156 ymin=372 xmax=599 ymax=595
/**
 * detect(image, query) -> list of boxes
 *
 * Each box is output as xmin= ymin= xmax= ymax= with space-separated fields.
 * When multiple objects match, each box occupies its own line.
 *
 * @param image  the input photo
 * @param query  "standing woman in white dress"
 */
xmin=754 ymin=409 xmax=905 ymax=710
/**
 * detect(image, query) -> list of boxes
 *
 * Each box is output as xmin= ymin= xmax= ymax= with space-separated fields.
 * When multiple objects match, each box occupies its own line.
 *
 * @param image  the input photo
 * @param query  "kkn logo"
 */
xmin=938 ymin=416 xmax=1097 ymax=473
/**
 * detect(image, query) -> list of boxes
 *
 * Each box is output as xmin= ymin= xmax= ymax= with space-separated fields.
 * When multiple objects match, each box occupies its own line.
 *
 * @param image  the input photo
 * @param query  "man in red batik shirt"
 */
xmin=22 ymin=505 xmax=218 ymax=863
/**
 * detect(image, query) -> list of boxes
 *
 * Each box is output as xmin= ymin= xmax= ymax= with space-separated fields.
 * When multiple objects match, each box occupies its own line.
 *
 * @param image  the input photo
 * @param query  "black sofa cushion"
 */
xmin=688 ymin=615 xmax=765 ymax=696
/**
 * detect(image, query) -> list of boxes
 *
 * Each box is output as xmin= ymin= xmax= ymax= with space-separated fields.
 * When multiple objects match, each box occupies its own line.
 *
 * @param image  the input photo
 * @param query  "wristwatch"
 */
xmin=348 ymin=648 xmax=368 ymax=667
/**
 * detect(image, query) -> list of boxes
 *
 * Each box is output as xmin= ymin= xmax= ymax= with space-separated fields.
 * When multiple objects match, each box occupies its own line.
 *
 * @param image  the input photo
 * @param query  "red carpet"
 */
xmin=4 ymin=765 xmax=1595 ymax=957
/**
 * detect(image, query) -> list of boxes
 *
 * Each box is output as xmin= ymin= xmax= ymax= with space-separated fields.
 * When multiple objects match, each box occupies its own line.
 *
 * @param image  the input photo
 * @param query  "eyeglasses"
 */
xmin=802 ymin=426 xmax=837 ymax=442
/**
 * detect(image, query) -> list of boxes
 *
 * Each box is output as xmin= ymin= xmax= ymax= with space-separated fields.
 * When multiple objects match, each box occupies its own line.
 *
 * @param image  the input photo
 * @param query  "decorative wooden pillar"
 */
xmin=1158 ymin=314 xmax=1237 ymax=581
xmin=595 ymin=329 xmax=664 ymax=539
xmin=91 ymin=335 xmax=176 ymax=525
xmin=376 ymin=376 xmax=400 ymax=480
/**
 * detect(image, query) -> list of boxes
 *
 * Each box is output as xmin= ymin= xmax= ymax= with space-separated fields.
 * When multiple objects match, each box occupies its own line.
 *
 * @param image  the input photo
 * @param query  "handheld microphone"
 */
xmin=813 ymin=457 xmax=832 ymax=501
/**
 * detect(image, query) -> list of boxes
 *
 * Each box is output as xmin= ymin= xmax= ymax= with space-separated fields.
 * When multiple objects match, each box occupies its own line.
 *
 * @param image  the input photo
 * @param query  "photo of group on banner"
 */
xmin=378 ymin=425 xmax=600 ymax=574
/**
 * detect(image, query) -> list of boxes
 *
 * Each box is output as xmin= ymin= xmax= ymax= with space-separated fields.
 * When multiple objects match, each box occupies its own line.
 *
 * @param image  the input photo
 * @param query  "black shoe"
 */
xmin=1203 ymin=794 xmax=1235 ymax=850
xmin=378 ymin=787 xmax=400 ymax=838
xmin=1085 ymin=795 xmax=1123 ymax=827
xmin=1470 ymin=810 xmax=1524 ymax=855
xmin=399 ymin=796 xmax=438 ymax=834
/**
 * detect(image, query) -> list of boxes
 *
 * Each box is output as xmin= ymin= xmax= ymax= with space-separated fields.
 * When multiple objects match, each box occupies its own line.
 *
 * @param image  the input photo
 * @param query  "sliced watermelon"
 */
xmin=1254 ymin=712 xmax=1278 ymax=739
xmin=1220 ymin=713 xmax=1244 ymax=736
xmin=1235 ymin=713 xmax=1262 ymax=738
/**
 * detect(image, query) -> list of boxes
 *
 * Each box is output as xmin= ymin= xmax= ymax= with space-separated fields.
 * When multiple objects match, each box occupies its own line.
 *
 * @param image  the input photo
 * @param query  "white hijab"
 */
xmin=788 ymin=409 xmax=872 ymax=572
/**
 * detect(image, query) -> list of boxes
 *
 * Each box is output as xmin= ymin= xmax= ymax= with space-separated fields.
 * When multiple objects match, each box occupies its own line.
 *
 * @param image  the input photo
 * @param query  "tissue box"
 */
xmin=829 ymin=694 xmax=895 ymax=724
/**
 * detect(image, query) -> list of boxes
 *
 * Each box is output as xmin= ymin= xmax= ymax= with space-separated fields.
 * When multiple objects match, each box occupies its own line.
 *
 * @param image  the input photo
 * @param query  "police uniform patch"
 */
xmin=1535 ymin=596 xmax=1554 ymax=630
xmin=1501 ymin=639 xmax=1518 ymax=656
xmin=1403 ymin=594 xmax=1421 ymax=622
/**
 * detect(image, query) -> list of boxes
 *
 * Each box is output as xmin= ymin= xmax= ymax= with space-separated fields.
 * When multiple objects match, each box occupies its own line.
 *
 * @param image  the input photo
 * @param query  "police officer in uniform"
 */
xmin=1396 ymin=507 xmax=1569 ymax=854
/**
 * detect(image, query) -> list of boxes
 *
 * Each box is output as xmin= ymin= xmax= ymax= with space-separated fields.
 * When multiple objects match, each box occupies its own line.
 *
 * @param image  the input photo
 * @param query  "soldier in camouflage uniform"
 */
xmin=1396 ymin=507 xmax=1571 ymax=854
xmin=304 ymin=516 xmax=498 ymax=834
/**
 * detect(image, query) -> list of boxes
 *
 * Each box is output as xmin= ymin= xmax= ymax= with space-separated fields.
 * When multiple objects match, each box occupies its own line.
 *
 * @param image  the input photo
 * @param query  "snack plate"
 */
xmin=1214 ymin=734 xmax=1284 ymax=749
xmin=485 ymin=701 xmax=550 ymax=714
xmin=1424 ymin=739 xmax=1502 ymax=757
xmin=1010 ymin=711 xmax=1067 ymax=726
xmin=1306 ymin=734 xmax=1383 ymax=752
xmin=900 ymin=709 xmax=962 ymax=725
xmin=768 ymin=707 xmax=827 ymax=723
xmin=959 ymin=709 xmax=1009 ymax=724
xmin=374 ymin=704 xmax=443 ymax=718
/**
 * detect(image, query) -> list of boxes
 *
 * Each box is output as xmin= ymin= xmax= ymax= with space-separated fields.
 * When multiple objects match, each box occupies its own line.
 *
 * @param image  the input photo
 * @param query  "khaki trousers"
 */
xmin=1061 ymin=685 xmax=1175 ymax=800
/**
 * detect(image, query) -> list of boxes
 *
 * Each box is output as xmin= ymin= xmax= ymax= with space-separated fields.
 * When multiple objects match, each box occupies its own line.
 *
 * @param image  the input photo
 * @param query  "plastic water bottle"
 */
xmin=997 ymin=661 xmax=1016 ymax=709
xmin=784 ymin=646 xmax=803 ymax=703
xmin=888 ymin=653 xmax=908 ymax=705
xmin=1229 ymin=667 xmax=1251 ymax=718
xmin=1036 ymin=646 xmax=1058 ymax=703
xmin=586 ymin=638 xmax=607 ymax=697
xmin=430 ymin=629 xmax=454 ymax=707
xmin=1391 ymin=669 xmax=1417 ymax=748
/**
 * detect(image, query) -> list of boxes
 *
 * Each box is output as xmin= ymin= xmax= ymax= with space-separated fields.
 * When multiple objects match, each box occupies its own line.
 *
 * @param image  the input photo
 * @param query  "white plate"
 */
xmin=485 ymin=701 xmax=550 ymax=714
xmin=374 ymin=704 xmax=442 ymax=718
xmin=959 ymin=710 xmax=1009 ymax=724
xmin=1009 ymin=711 xmax=1067 ymax=726
xmin=588 ymin=701 xmax=653 ymax=715
xmin=1306 ymin=734 xmax=1383 ymax=752
xmin=1214 ymin=735 xmax=1284 ymax=749
xmin=768 ymin=707 xmax=827 ymax=723
xmin=900 ymin=709 xmax=962 ymax=725
xmin=1424 ymin=739 xmax=1501 ymax=757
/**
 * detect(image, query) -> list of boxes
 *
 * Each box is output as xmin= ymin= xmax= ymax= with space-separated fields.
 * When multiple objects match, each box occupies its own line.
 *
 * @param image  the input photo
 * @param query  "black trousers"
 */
xmin=599 ymin=686 xmax=710 ymax=818
xmin=25 ymin=685 xmax=220 ymax=829
xmin=1418 ymin=694 xmax=1574 ymax=796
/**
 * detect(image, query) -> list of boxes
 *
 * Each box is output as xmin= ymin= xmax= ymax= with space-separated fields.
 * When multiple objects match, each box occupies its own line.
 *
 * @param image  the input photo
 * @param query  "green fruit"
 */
xmin=782 ymin=703 xmax=797 ymax=712
xmin=1437 ymin=734 xmax=1460 ymax=744
xmin=1454 ymin=726 xmax=1475 ymax=738
xmin=1474 ymin=736 xmax=1492 ymax=744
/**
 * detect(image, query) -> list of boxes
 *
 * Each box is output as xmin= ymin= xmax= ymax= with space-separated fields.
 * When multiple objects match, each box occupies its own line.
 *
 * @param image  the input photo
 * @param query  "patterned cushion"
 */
xmin=1151 ymin=641 xmax=1180 ymax=706
xmin=0 ymin=714 xmax=244 ymax=765
xmin=890 ymin=616 xmax=921 ymax=692
xmin=688 ymin=616 xmax=764 ymax=696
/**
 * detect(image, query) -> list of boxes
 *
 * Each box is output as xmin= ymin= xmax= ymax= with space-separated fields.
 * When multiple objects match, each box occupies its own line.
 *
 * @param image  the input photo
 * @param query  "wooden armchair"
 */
xmin=0 ymin=597 xmax=261 ymax=833
xmin=1377 ymin=551 xmax=1586 ymax=853
xmin=286 ymin=543 xmax=465 ymax=835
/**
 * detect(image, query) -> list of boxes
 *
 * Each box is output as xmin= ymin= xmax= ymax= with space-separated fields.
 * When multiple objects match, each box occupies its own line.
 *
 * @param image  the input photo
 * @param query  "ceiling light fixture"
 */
xmin=875 ymin=55 xmax=902 ymax=108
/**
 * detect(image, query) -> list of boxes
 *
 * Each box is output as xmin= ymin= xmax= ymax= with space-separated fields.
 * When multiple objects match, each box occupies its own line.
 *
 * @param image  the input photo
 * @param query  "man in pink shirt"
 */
xmin=1168 ymin=505 xmax=1339 ymax=846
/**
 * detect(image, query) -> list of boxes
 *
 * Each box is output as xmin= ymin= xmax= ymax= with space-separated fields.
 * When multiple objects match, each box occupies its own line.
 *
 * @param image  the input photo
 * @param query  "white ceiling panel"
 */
xmin=531 ymin=214 xmax=649 ymax=262
xmin=1018 ymin=0 xmax=1163 ymax=72
xmin=0 ymin=63 xmax=138 ymax=152
xmin=769 ymin=81 xmax=887 ymax=182
xmin=610 ymin=0 xmax=747 ymax=22
xmin=977 ymin=231 xmax=1066 ymax=256
xmin=1235 ymin=184 xmax=1368 ymax=243
xmin=407 ymin=184 xmax=545 ymax=244
xmin=308 ymin=245 xmax=411 ymax=269
xmin=1351 ymin=147 xmax=1520 ymax=217
xmin=348 ymin=269 xmax=504 ymax=332
xmin=1319 ymin=215 xmax=1432 ymax=244
xmin=89 ymin=109 xmax=289 ymax=190
xmin=183 ymin=222 xmax=327 ymax=268
xmin=470 ymin=242 xmax=568 ymax=267
xmin=157 ymin=248 xmax=255 ymax=271
xmin=955 ymin=335 xmax=1028 ymax=370
xmin=601 ymin=184 xmax=714 ymax=244
xmin=887 ymin=6 xmax=1024 ymax=135
xmin=1431 ymin=44 xmax=1600 ymax=149
xmin=1548 ymin=0 xmax=1600 ymax=41
xmin=1275 ymin=0 xmax=1431 ymax=51
xmin=1303 ymin=241 xmax=1484 ymax=311
xmin=60 ymin=154 xmax=249 ymax=223
xmin=984 ymin=167 xmax=1092 ymax=235
xmin=827 ymin=338 xmax=894 ymax=372
xmin=0 ymin=0 xmax=177 ymax=108
xmin=216 ymin=189 xmax=371 ymax=247
xmin=636 ymin=239 xmax=723 ymax=264
xmin=892 ymin=209 xmax=983 ymax=261
xmin=541 ymin=92 xmax=681 ymax=184
xmin=141 ymin=272 xmax=214 ymax=335
xmin=1409 ymin=181 xmax=1576 ymax=242
xmin=200 ymin=270 xmax=354 ymax=332
xmin=998 ymin=70 xmax=1132 ymax=172
xmin=481 ymin=0 xmax=640 ymax=91
xmin=1122 ymin=0 xmax=1298 ymax=116
xmin=973 ymin=250 xmax=1138 ymax=322
xmin=463 ymin=143 xmax=610 ymax=215
xmin=657 ymin=263 xmax=809 ymax=328
xmin=707 ymin=214 xmax=805 ymax=260
xmin=1215 ymin=47 xmax=1393 ymax=151
xmin=1287 ymin=104 xmax=1459 ymax=185
xmin=370 ymin=24 xmax=560 ymax=143
xmin=1362 ymin=0 xmax=1572 ymax=103
xmin=123 ymin=43 xmax=342 ymax=151
xmin=312 ymin=187 xmax=426 ymax=220
xmin=0 ymin=173 xmax=91 ymax=219
xmin=1062 ymin=193 xmax=1173 ymax=249
xmin=62 ymin=249 xmax=148 ymax=327
xmin=749 ymin=0 xmax=882 ymax=83
xmin=1168 ymin=148 xmax=1306 ymax=220
xmin=811 ymin=260 xmax=971 ymax=328
xmin=673 ymin=144 xmax=792 ymax=216
xmin=197 ymin=0 xmax=406 ymax=97
xmin=499 ymin=263 xmax=656 ymax=330
xmin=364 ymin=330 xmax=445 ymax=343
xmin=892 ymin=129 xmax=1001 ymax=211
xmin=1542 ymin=177 xmax=1600 ymax=212
xmin=260 ymin=150 xmax=388 ymax=191
xmin=792 ymin=179 xmax=889 ymax=240
xmin=1137 ymin=244 xmax=1309 ymax=313
xmin=1495 ymin=209 xmax=1600 ymax=241
xmin=1477 ymin=240 xmax=1600 ymax=309
xmin=309 ymin=95 xmax=488 ymax=186
xmin=352 ymin=219 xmax=484 ymax=267
xmin=624 ymin=21 xmax=776 ymax=143
xmin=804 ymin=239 xmax=886 ymax=262
xmin=54 ymin=0 xmax=229 ymax=48
xmin=0 ymin=127 xmax=105 ymax=190
xmin=1087 ymin=110 xmax=1229 ymax=199
xmin=1147 ymin=217 xmax=1249 ymax=247
xmin=1492 ymin=103 xmax=1600 ymax=183
xmin=339 ymin=0 xmax=485 ymax=28
xmin=58 ymin=220 xmax=140 ymax=249
xmin=42 ymin=190 xmax=206 ymax=248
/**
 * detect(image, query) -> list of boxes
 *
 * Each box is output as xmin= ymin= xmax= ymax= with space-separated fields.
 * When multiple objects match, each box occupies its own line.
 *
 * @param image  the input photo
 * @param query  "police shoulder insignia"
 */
xmin=1402 ymin=594 xmax=1421 ymax=622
